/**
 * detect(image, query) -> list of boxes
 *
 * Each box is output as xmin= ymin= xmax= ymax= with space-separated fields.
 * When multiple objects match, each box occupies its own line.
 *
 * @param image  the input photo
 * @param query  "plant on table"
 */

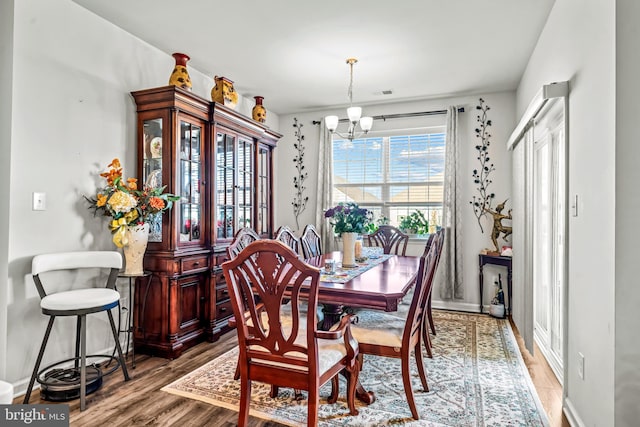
xmin=324 ymin=202 xmax=372 ymax=235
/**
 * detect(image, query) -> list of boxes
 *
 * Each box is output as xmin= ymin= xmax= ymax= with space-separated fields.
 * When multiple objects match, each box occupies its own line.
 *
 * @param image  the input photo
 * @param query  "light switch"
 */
xmin=571 ymin=194 xmax=578 ymax=217
xmin=32 ymin=192 xmax=46 ymax=211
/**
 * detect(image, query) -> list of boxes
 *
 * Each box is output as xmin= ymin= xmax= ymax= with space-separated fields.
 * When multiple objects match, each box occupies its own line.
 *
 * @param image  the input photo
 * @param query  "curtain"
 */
xmin=438 ymin=106 xmax=463 ymax=299
xmin=315 ymin=121 xmax=335 ymax=252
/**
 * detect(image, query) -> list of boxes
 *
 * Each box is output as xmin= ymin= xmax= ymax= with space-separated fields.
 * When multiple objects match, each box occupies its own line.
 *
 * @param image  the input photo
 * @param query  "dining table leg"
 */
xmin=321 ymin=303 xmax=377 ymax=405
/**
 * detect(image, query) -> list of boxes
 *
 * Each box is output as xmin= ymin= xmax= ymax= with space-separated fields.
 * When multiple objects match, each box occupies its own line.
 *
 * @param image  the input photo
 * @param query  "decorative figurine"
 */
xmin=484 ymin=199 xmax=512 ymax=253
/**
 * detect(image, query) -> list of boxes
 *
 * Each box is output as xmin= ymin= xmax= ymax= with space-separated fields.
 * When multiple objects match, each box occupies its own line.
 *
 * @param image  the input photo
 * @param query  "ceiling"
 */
xmin=73 ymin=0 xmax=555 ymax=115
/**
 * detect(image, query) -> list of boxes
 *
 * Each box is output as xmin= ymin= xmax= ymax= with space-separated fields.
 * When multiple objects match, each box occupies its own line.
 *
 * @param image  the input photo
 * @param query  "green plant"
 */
xmin=324 ymin=202 xmax=372 ymax=234
xmin=399 ymin=210 xmax=429 ymax=234
xmin=364 ymin=215 xmax=390 ymax=234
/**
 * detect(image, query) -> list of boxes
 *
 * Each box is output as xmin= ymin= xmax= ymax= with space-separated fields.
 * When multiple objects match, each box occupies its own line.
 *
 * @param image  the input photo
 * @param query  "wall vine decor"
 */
xmin=470 ymin=98 xmax=495 ymax=233
xmin=291 ymin=118 xmax=308 ymax=230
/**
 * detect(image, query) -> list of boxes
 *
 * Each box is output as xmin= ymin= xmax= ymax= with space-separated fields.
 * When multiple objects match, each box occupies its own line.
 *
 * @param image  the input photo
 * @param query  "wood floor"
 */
xmin=18 ymin=316 xmax=569 ymax=426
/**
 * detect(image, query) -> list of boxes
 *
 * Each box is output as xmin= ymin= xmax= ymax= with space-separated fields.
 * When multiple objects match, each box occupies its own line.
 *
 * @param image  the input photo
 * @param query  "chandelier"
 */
xmin=325 ymin=58 xmax=373 ymax=141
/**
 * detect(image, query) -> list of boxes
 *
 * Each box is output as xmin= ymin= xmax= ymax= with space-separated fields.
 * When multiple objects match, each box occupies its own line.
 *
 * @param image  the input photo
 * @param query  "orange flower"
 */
xmin=149 ymin=197 xmax=166 ymax=210
xmin=96 ymin=194 xmax=108 ymax=207
xmin=108 ymin=158 xmax=121 ymax=169
xmin=126 ymin=178 xmax=138 ymax=191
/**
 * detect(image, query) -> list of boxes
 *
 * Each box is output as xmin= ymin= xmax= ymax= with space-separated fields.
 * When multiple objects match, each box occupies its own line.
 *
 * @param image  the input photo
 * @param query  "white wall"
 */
xmin=4 ymin=0 xmax=279 ymax=394
xmin=516 ymin=0 xmax=615 ymax=425
xmin=275 ymin=91 xmax=516 ymax=312
xmin=615 ymin=1 xmax=640 ymax=425
xmin=0 ymin=0 xmax=15 ymax=382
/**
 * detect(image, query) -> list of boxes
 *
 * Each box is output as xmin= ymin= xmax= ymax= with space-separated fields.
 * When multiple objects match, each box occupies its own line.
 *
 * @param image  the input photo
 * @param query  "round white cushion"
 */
xmin=41 ymin=288 xmax=120 ymax=312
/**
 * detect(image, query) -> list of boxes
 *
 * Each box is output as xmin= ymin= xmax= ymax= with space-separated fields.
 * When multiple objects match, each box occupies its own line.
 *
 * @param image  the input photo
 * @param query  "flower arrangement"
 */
xmin=324 ymin=202 xmax=372 ymax=235
xmin=85 ymin=158 xmax=179 ymax=247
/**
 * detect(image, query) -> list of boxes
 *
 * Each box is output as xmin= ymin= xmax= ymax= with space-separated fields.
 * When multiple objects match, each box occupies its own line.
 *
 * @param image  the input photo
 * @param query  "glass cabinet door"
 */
xmin=178 ymin=120 xmax=203 ymax=245
xmin=143 ymin=118 xmax=164 ymax=242
xmin=238 ymin=137 xmax=254 ymax=231
xmin=256 ymin=144 xmax=271 ymax=236
xmin=216 ymin=132 xmax=235 ymax=239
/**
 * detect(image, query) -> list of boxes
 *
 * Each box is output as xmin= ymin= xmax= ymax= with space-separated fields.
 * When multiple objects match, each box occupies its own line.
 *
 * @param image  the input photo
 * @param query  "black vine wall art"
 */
xmin=470 ymin=98 xmax=495 ymax=233
xmin=291 ymin=118 xmax=309 ymax=230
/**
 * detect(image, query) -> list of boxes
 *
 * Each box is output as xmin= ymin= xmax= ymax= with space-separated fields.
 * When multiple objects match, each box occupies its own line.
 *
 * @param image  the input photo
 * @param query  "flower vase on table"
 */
xmin=123 ymin=223 xmax=149 ymax=275
xmin=341 ymin=232 xmax=358 ymax=268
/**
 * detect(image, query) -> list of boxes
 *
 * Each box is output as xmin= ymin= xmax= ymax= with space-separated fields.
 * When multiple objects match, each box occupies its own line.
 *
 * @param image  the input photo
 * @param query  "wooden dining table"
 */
xmin=304 ymin=251 xmax=421 ymax=330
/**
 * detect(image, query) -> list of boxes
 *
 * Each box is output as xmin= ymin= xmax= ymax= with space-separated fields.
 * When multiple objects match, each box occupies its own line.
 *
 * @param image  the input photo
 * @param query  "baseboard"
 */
xmin=431 ymin=299 xmax=483 ymax=313
xmin=564 ymin=397 xmax=586 ymax=427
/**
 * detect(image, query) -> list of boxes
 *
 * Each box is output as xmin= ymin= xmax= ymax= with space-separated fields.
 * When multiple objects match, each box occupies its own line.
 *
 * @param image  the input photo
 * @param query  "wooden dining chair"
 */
xmin=367 ymin=225 xmax=409 ymax=256
xmin=227 ymin=227 xmax=261 ymax=259
xmin=300 ymin=224 xmax=323 ymax=259
xmin=274 ymin=225 xmax=301 ymax=256
xmin=222 ymin=240 xmax=360 ymax=426
xmin=348 ymin=229 xmax=445 ymax=420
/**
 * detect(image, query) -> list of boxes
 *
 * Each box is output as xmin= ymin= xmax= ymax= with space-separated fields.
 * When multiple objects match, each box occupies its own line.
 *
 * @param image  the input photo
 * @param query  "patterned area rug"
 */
xmin=162 ymin=311 xmax=549 ymax=426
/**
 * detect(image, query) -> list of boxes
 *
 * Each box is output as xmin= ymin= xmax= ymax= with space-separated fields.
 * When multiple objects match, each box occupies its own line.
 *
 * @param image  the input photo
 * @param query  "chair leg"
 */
xmin=423 ymin=322 xmax=433 ymax=358
xmin=401 ymin=352 xmax=419 ymax=420
xmin=238 ymin=376 xmax=251 ymax=427
xmin=427 ymin=295 xmax=436 ymax=335
xmin=414 ymin=341 xmax=429 ymax=392
xmin=346 ymin=362 xmax=360 ymax=416
xmin=23 ymin=316 xmax=55 ymax=404
xmin=308 ymin=387 xmax=319 ymax=427
xmin=327 ymin=374 xmax=339 ymax=404
xmin=107 ymin=309 xmax=130 ymax=381
xmin=74 ymin=316 xmax=81 ymax=369
xmin=79 ymin=314 xmax=87 ymax=411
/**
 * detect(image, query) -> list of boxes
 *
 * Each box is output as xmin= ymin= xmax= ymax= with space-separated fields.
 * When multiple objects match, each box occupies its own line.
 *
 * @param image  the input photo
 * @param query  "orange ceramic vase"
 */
xmin=168 ymin=53 xmax=192 ymax=91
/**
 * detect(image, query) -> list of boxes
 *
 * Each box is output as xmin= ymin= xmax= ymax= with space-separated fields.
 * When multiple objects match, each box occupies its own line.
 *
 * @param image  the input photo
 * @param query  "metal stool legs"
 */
xmin=23 ymin=310 xmax=130 ymax=410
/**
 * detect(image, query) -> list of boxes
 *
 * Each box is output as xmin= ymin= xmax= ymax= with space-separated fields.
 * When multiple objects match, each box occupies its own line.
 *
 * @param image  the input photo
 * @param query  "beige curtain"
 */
xmin=315 ymin=121 xmax=335 ymax=252
xmin=438 ymin=106 xmax=464 ymax=299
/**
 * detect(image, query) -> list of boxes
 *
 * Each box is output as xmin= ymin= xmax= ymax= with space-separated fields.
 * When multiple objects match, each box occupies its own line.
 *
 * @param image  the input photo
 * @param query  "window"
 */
xmin=332 ymin=127 xmax=445 ymax=230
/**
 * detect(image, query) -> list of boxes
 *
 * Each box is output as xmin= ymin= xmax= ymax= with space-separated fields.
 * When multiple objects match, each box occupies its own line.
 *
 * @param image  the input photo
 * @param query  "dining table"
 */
xmin=297 ymin=250 xmax=421 ymax=404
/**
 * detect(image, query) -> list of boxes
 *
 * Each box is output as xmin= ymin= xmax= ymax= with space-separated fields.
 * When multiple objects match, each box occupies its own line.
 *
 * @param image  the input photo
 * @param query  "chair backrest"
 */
xmin=402 ymin=229 xmax=445 ymax=345
xmin=300 ymin=224 xmax=322 ymax=259
xmin=274 ymin=225 xmax=301 ymax=256
xmin=222 ymin=240 xmax=322 ymax=374
xmin=227 ymin=227 xmax=261 ymax=259
xmin=31 ymin=251 xmax=122 ymax=299
xmin=367 ymin=225 xmax=409 ymax=256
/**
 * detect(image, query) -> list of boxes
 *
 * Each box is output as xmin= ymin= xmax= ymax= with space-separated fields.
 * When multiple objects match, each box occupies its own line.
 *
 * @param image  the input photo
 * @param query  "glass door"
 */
xmin=142 ymin=117 xmax=164 ymax=242
xmin=178 ymin=119 xmax=204 ymax=246
xmin=256 ymin=144 xmax=271 ymax=236
xmin=216 ymin=132 xmax=236 ymax=240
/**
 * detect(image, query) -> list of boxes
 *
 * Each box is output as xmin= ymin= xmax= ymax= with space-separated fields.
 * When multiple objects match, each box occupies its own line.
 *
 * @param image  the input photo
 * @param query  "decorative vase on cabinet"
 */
xmin=211 ymin=76 xmax=238 ymax=109
xmin=252 ymin=96 xmax=267 ymax=123
xmin=168 ymin=53 xmax=192 ymax=91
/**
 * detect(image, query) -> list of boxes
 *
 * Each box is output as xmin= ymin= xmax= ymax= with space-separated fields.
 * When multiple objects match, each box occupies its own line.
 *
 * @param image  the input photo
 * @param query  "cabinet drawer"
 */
xmin=216 ymin=285 xmax=230 ymax=302
xmin=216 ymin=300 xmax=233 ymax=319
xmin=180 ymin=256 xmax=209 ymax=274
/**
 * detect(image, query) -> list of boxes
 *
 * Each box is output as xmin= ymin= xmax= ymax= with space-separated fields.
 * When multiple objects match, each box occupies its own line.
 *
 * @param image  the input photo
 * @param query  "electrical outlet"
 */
xmin=577 ymin=352 xmax=585 ymax=379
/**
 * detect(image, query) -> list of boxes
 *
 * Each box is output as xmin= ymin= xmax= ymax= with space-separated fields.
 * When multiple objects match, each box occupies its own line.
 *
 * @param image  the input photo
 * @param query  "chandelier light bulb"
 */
xmin=325 ymin=115 xmax=339 ymax=132
xmin=359 ymin=116 xmax=373 ymax=132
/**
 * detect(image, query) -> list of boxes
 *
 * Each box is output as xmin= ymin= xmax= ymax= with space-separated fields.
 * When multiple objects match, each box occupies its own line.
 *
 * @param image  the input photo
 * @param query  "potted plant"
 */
xmin=489 ymin=274 xmax=506 ymax=318
xmin=399 ymin=210 xmax=429 ymax=235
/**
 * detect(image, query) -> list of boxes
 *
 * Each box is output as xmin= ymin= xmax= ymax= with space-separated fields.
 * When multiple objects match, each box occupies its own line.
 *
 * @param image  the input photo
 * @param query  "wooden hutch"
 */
xmin=131 ymin=86 xmax=281 ymax=359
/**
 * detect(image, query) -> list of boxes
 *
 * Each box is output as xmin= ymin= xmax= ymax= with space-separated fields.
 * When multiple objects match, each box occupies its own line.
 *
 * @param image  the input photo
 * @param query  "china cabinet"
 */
xmin=131 ymin=86 xmax=280 ymax=358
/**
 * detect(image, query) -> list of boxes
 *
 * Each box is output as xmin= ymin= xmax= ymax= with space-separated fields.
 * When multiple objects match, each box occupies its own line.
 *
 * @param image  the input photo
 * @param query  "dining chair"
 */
xmin=348 ymin=229 xmax=445 ymax=420
xmin=274 ymin=225 xmax=301 ymax=256
xmin=227 ymin=227 xmax=261 ymax=259
xmin=222 ymin=240 xmax=360 ymax=426
xmin=300 ymin=224 xmax=323 ymax=259
xmin=23 ymin=251 xmax=130 ymax=411
xmin=367 ymin=225 xmax=409 ymax=256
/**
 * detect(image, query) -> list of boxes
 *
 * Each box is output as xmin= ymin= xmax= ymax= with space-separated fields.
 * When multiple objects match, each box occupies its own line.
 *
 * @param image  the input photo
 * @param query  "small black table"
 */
xmin=478 ymin=254 xmax=512 ymax=315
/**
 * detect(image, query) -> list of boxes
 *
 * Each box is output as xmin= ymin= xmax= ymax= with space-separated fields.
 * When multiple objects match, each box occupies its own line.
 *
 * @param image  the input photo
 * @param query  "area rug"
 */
xmin=162 ymin=311 xmax=550 ymax=426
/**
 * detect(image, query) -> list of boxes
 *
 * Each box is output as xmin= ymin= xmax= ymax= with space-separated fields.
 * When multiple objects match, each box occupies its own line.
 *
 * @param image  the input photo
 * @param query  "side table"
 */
xmin=478 ymin=254 xmax=512 ymax=315
xmin=117 ymin=272 xmax=152 ymax=368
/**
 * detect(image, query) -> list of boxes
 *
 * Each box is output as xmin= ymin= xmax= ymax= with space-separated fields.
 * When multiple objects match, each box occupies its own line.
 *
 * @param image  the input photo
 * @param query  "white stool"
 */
xmin=0 ymin=380 xmax=13 ymax=404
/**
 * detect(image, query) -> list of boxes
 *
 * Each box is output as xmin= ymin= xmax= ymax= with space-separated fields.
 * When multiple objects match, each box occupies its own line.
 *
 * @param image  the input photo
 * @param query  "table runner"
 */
xmin=320 ymin=253 xmax=393 ymax=283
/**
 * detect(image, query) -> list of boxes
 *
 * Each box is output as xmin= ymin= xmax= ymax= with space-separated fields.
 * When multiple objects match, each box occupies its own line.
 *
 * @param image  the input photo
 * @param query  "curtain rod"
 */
xmin=311 ymin=107 xmax=465 ymax=125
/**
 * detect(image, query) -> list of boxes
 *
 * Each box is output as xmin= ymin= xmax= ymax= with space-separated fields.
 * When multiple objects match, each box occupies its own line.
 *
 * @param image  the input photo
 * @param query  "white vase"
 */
xmin=341 ymin=232 xmax=358 ymax=268
xmin=123 ymin=223 xmax=150 ymax=275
